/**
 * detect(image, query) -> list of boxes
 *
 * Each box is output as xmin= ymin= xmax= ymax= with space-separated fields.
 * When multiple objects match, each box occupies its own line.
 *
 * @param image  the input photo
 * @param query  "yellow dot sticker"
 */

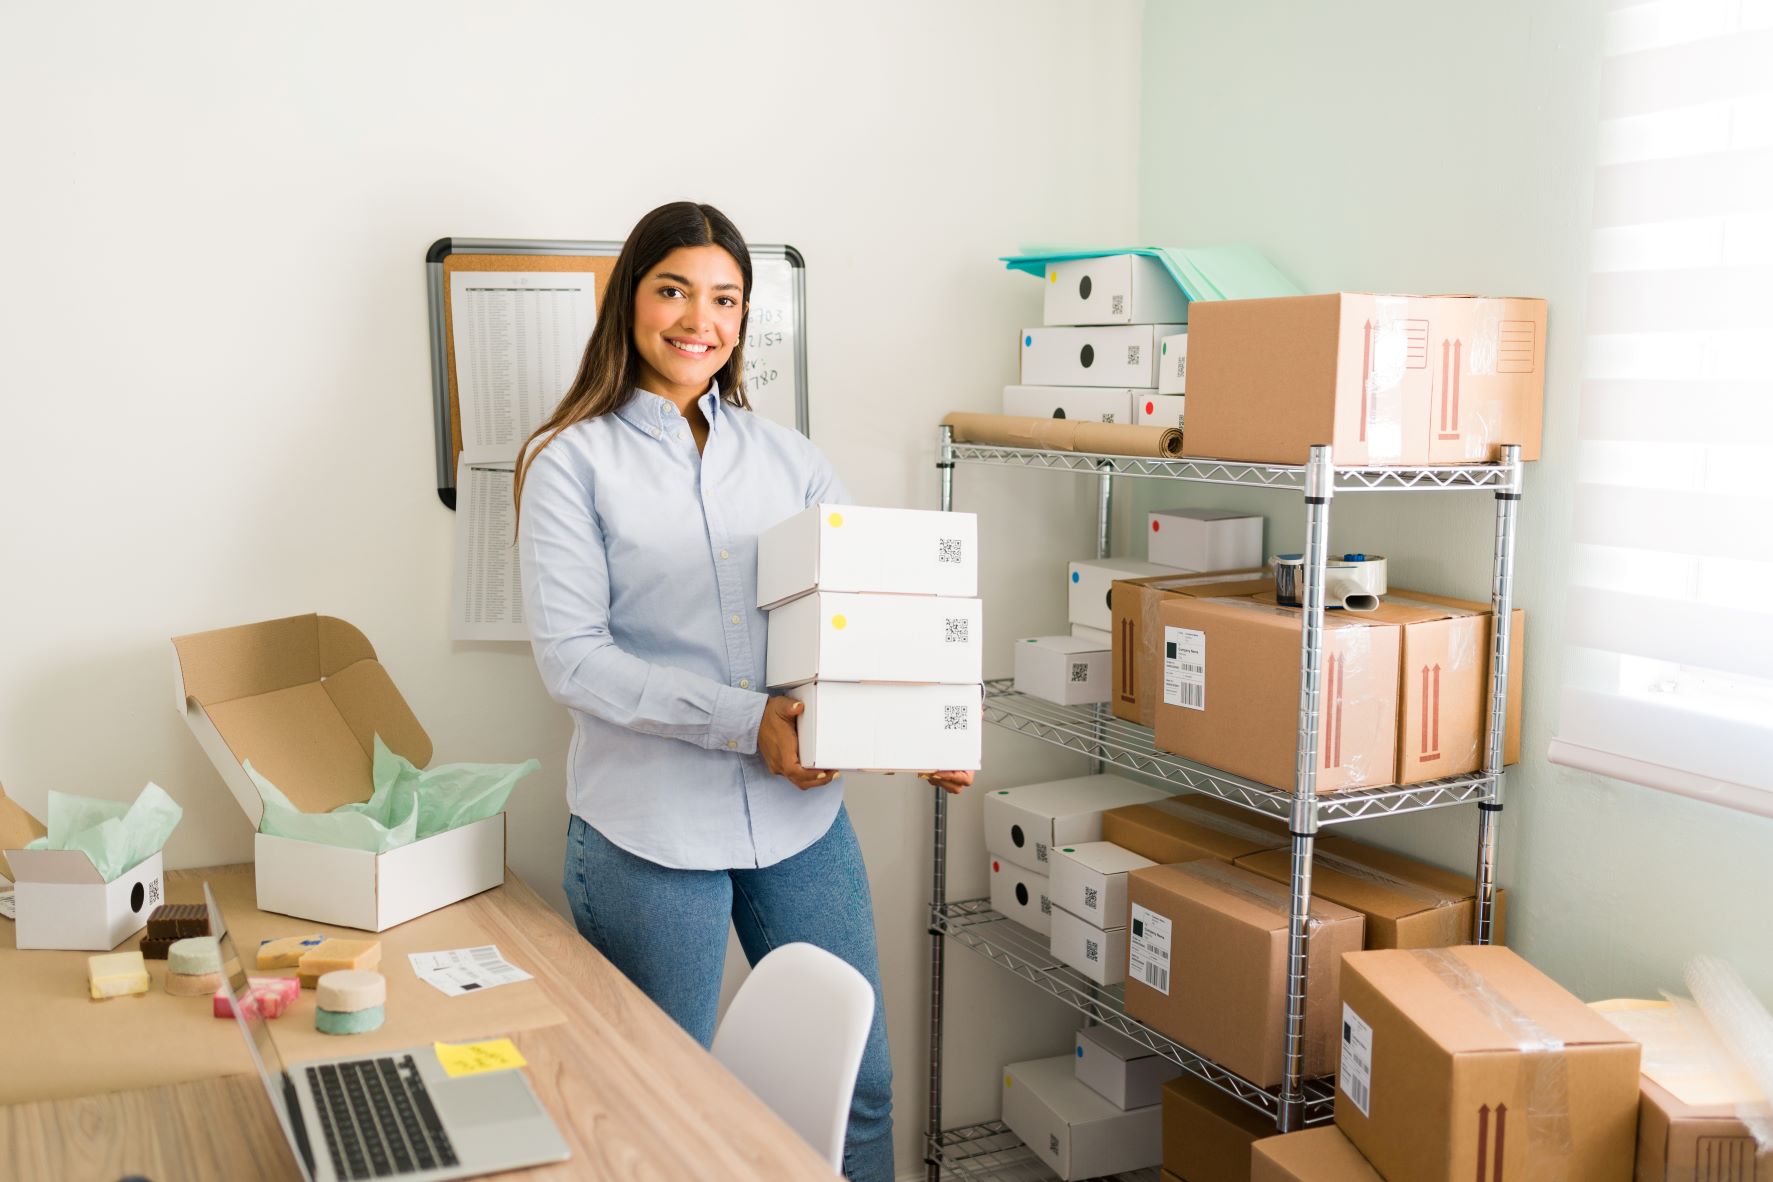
xmin=832 ymin=614 xmax=847 ymax=631
xmin=1049 ymin=270 xmax=1057 ymax=283
xmin=1005 ymin=1074 xmax=1014 ymax=1087
xmin=828 ymin=512 xmax=844 ymax=528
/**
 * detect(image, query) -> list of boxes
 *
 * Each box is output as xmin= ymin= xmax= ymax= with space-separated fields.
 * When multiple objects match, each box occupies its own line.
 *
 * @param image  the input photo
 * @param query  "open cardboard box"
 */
xmin=172 ymin=614 xmax=506 ymax=932
xmin=0 ymin=783 xmax=167 ymax=950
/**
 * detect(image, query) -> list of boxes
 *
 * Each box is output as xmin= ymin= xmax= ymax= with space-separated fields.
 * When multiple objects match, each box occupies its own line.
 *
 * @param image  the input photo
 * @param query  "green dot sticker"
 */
xmin=1062 ymin=848 xmax=1075 ymax=853
xmin=996 ymin=790 xmax=1010 ymax=795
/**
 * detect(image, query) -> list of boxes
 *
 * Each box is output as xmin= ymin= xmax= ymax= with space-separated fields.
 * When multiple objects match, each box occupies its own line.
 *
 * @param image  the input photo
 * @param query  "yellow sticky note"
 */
xmin=434 ymin=1038 xmax=528 ymax=1078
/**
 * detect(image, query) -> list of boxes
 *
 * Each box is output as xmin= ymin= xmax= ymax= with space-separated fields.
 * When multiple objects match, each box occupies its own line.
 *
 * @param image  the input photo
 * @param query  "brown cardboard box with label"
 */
xmin=1101 ymin=795 xmax=1289 ymax=867
xmin=1335 ymin=946 xmax=1640 ymax=1182
xmin=1111 ymin=571 xmax=1271 ymax=728
xmin=1183 ymin=293 xmax=1547 ymax=466
xmin=1251 ymin=1127 xmax=1384 ymax=1181
xmin=1125 ymin=861 xmax=1363 ymax=1088
xmin=1162 ymin=1074 xmax=1278 ymax=1182
xmin=1154 ymin=598 xmax=1401 ymax=793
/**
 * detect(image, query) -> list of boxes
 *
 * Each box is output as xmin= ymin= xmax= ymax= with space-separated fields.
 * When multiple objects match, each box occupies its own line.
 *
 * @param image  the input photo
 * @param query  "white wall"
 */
xmin=0 ymin=1 xmax=1142 ymax=1172
xmin=1136 ymin=0 xmax=1773 ymax=1000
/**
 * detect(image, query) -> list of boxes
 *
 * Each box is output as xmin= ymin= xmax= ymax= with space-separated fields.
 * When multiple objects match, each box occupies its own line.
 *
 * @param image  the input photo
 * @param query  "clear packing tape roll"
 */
xmin=942 ymin=411 xmax=1184 ymax=458
xmin=1272 ymin=553 xmax=1388 ymax=613
xmin=1684 ymin=956 xmax=1773 ymax=1149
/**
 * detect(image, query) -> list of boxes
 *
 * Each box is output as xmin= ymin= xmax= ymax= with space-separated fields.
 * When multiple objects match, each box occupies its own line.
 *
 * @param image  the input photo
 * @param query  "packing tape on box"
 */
xmin=1314 ymin=851 xmax=1462 ymax=910
xmin=1414 ymin=949 xmax=1574 ymax=1176
xmin=1157 ymin=797 xmax=1293 ymax=850
xmin=1272 ymin=554 xmax=1388 ymax=612
xmin=1685 ymin=956 xmax=1773 ymax=1149
xmin=943 ymin=411 xmax=1184 ymax=458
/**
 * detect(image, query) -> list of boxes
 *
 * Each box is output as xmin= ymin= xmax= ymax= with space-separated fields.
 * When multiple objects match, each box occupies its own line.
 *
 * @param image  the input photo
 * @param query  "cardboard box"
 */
xmin=1003 ymin=384 xmax=1141 ymax=424
xmin=1100 ymin=794 xmax=1289 ymax=867
xmin=1014 ymin=636 xmax=1110 ymax=706
xmin=1048 ymin=840 xmax=1154 ymax=929
xmin=1043 ymin=253 xmax=1191 ymax=327
xmin=6 ymin=847 xmax=165 ymax=952
xmin=1125 ymin=860 xmax=1363 ymax=1087
xmin=989 ymin=854 xmax=1052 ymax=935
xmin=0 ymin=783 xmax=47 ymax=884
xmin=1138 ymin=393 xmax=1187 ymax=429
xmin=983 ymin=774 xmax=1175 ymax=873
xmin=1335 ymin=946 xmax=1641 ymax=1182
xmin=1183 ymin=293 xmax=1547 ymax=466
xmin=1158 ymin=332 xmax=1189 ymax=394
xmin=1380 ymin=589 xmax=1525 ymax=771
xmin=1077 ymin=1024 xmax=1182 ymax=1110
xmin=1071 ymin=558 xmax=1181 ymax=632
xmin=1022 ymin=324 xmax=1187 ymax=388
xmin=1071 ymin=623 xmax=1112 ymax=647
xmin=1003 ymin=1054 xmax=1163 ymax=1180
xmin=1148 ymin=509 xmax=1264 ymax=574
xmin=1251 ymin=1127 xmax=1385 ymax=1182
xmin=173 ymin=614 xmax=505 ymax=933
xmin=1110 ymin=570 xmax=1272 ymax=728
xmin=1162 ymin=1073 xmax=1281 ymax=1182
xmin=786 ymin=681 xmax=981 ymax=771
xmin=1050 ymin=903 xmax=1127 ymax=985
xmin=764 ymin=590 xmax=983 ymax=688
xmin=1154 ymin=598 xmax=1401 ymax=793
xmin=755 ymin=503 xmax=979 ymax=610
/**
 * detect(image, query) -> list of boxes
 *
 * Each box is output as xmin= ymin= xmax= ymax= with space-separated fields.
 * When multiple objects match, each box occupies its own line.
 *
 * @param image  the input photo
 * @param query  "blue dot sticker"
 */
xmin=1076 ymin=1046 xmax=1084 ymax=1058
xmin=1024 ymin=335 xmax=1033 ymax=347
xmin=1071 ymin=571 xmax=1080 ymax=583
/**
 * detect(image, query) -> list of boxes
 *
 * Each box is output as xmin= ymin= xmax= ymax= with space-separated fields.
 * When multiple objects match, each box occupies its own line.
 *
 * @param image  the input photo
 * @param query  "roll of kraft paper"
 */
xmin=942 ymin=412 xmax=1184 ymax=458
xmin=1272 ymin=553 xmax=1388 ymax=612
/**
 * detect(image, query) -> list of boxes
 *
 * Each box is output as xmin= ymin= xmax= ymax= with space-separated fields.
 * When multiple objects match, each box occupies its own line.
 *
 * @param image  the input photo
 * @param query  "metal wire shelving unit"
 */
xmin=925 ymin=430 xmax=1521 ymax=1181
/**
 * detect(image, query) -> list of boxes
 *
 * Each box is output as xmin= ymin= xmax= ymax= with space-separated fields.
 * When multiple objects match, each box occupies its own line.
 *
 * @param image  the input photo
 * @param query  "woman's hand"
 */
xmin=920 ymin=770 xmax=974 ymax=795
xmin=756 ymin=697 xmax=839 ymax=791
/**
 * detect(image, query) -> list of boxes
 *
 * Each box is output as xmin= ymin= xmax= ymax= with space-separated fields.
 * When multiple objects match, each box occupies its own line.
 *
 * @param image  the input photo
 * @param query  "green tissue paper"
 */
xmin=247 ymin=736 xmax=536 ymax=853
xmin=22 ymin=783 xmax=183 ymax=882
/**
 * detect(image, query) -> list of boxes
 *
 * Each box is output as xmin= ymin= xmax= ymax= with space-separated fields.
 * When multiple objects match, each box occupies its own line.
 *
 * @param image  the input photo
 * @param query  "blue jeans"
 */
xmin=562 ymin=807 xmax=893 ymax=1182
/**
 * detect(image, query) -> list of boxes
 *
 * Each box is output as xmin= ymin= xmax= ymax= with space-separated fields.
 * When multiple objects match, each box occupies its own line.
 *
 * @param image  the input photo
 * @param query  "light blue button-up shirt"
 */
xmin=518 ymin=384 xmax=850 ymax=870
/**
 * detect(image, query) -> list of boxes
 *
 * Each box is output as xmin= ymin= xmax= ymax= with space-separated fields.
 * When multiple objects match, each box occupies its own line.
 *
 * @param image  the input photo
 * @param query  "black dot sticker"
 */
xmin=1079 ymin=275 xmax=1092 ymax=300
xmin=1010 ymin=824 xmax=1025 ymax=848
xmin=130 ymin=882 xmax=145 ymax=913
xmin=1052 ymin=408 xmax=1066 ymax=419
xmin=1080 ymin=344 xmax=1095 ymax=368
xmin=1105 ymin=589 xmax=1113 ymax=610
xmin=1015 ymin=883 xmax=1029 ymax=907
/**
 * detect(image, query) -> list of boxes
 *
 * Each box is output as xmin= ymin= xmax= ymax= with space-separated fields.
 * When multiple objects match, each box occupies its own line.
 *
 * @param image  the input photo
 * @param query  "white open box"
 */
xmin=765 ymin=591 xmax=983 ymax=689
xmin=4 ymin=846 xmax=166 ymax=951
xmin=172 ymin=614 xmax=506 ymax=932
xmin=756 ymin=504 xmax=979 ymax=610
xmin=786 ymin=681 xmax=982 ymax=772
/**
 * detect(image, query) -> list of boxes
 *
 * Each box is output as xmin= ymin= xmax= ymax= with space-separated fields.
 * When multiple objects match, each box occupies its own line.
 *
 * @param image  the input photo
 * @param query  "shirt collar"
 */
xmin=616 ymin=380 xmax=722 ymax=435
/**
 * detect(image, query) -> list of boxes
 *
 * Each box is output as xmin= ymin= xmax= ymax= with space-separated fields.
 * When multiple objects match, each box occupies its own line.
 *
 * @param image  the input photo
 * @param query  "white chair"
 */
xmin=711 ymin=941 xmax=875 ymax=1171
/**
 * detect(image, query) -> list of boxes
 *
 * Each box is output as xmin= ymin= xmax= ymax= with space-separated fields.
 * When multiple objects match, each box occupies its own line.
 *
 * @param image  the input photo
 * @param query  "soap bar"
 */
xmin=317 ymin=970 xmax=387 ymax=1013
xmin=145 ymin=903 xmax=210 ymax=940
xmin=215 ymin=976 xmax=301 ymax=1019
xmin=168 ymin=936 xmax=221 ymax=975
xmin=88 ymin=951 xmax=150 ymax=1000
xmin=140 ymin=936 xmax=177 ymax=960
xmin=257 ymin=934 xmax=327 ymax=970
xmin=298 ymin=939 xmax=381 ymax=989
xmin=316 ymin=1005 xmax=385 ymax=1035
xmin=166 ymin=969 xmax=221 ymax=997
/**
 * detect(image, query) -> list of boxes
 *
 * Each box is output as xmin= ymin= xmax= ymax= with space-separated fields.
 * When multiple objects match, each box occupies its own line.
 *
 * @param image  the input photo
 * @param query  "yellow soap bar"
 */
xmin=257 ymin=934 xmax=327 ymax=970
xmin=297 ymin=939 xmax=381 ymax=989
xmin=88 ymin=951 xmax=150 ymax=1000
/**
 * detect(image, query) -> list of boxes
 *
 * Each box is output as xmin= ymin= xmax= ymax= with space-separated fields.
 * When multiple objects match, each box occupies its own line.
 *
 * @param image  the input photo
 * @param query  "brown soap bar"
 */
xmin=146 ymin=903 xmax=210 ymax=940
xmin=140 ymin=936 xmax=178 ymax=960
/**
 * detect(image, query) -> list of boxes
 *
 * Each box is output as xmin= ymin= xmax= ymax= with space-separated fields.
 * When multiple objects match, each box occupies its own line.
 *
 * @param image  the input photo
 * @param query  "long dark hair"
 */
xmin=513 ymin=201 xmax=752 ymax=518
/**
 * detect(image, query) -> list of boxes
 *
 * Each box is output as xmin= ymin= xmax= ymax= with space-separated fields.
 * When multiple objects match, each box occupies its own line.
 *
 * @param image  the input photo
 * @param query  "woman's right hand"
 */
xmin=756 ymin=697 xmax=838 ymax=790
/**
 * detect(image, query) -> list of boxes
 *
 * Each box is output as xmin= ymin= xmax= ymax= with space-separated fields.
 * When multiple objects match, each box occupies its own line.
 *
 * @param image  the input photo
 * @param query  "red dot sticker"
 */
xmin=992 ymin=860 xmax=1000 ymax=873
xmin=1145 ymin=401 xmax=1154 ymax=415
xmin=1152 ymin=520 xmax=1161 ymax=532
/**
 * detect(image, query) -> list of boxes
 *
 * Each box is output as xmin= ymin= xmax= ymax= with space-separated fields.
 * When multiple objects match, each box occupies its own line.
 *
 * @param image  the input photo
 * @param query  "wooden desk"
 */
xmin=1 ymin=865 xmax=836 ymax=1182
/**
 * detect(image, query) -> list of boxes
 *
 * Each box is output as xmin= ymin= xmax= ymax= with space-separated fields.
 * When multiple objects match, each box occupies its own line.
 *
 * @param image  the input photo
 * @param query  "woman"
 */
xmin=514 ymin=200 xmax=972 ymax=1182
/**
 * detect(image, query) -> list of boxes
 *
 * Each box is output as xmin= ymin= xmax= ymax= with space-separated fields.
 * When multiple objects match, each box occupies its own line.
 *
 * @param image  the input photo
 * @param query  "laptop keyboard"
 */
xmin=305 ymin=1054 xmax=460 ymax=1179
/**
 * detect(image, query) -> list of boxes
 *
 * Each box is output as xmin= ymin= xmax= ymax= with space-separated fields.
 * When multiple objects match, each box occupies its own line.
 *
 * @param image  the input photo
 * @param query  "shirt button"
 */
xmin=730 ymin=614 xmax=741 ymax=625
xmin=739 ymin=678 xmax=750 ymax=689
xmin=719 ymin=549 xmax=730 ymax=560
xmin=726 ymin=740 xmax=738 ymax=750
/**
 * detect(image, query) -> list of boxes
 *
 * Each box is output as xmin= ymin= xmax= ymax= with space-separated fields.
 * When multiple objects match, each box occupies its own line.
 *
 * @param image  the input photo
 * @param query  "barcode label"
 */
xmin=1069 ymin=661 xmax=1090 ymax=684
xmin=1126 ymin=344 xmax=1141 ymax=365
xmin=943 ymin=704 xmax=969 ymax=731
xmin=1083 ymin=885 xmax=1099 ymax=913
xmin=1129 ymin=904 xmax=1171 ymax=996
xmin=1341 ymin=1004 xmax=1374 ymax=1117
xmin=1164 ymin=626 xmax=1206 ymax=710
xmin=1085 ymin=937 xmax=1100 ymax=963
xmin=1099 ymin=413 xmax=1114 ymax=423
xmin=944 ymin=617 xmax=969 ymax=644
xmin=1111 ymin=294 xmax=1125 ymax=316
xmin=1039 ymin=894 xmax=1051 ymax=915
xmin=937 ymin=537 xmax=963 ymax=564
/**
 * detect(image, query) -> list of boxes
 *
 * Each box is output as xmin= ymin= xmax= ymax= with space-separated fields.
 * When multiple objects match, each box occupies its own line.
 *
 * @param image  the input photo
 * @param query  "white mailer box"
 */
xmin=1043 ymin=254 xmax=1190 ymax=327
xmin=983 ymin=775 xmax=1173 ymax=873
xmin=1021 ymin=324 xmax=1186 ymax=388
xmin=1002 ymin=1055 xmax=1163 ymax=1181
xmin=172 ymin=614 xmax=507 ymax=933
xmin=766 ymin=591 xmax=982 ymax=689
xmin=1048 ymin=841 xmax=1154 ymax=929
xmin=1069 ymin=558 xmax=1177 ymax=631
xmin=4 ymin=846 xmax=166 ymax=951
xmin=1014 ymin=636 xmax=1110 ymax=706
xmin=1050 ymin=904 xmax=1127 ymax=986
xmin=1157 ymin=332 xmax=1189 ymax=394
xmin=1002 ymin=385 xmax=1141 ymax=425
xmin=756 ymin=504 xmax=978 ymax=610
xmin=787 ymin=682 xmax=981 ymax=771
xmin=988 ymin=855 xmax=1052 ymax=935
xmin=1147 ymin=508 xmax=1264 ymax=573
xmin=1136 ymin=393 xmax=1186 ymax=429
xmin=1073 ymin=1024 xmax=1183 ymax=1110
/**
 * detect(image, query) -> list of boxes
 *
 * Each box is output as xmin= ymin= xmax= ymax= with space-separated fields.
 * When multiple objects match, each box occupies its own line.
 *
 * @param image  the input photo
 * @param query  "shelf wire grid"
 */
xmin=929 ymin=1121 xmax=1164 ymax=1181
xmin=947 ymin=443 xmax=1512 ymax=491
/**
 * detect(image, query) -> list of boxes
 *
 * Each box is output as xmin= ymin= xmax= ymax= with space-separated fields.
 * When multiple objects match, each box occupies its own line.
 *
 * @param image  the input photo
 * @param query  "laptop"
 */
xmin=204 ymin=882 xmax=573 ymax=1181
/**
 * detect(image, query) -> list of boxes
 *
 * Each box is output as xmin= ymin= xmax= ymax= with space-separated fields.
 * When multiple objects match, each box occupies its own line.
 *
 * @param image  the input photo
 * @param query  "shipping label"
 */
xmin=1163 ymin=626 xmax=1206 ymax=710
xmin=1129 ymin=903 xmax=1171 ymax=996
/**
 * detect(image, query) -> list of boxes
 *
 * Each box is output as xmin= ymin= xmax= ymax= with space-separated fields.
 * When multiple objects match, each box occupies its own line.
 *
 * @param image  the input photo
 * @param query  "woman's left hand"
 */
xmin=920 ymin=770 xmax=974 ymax=795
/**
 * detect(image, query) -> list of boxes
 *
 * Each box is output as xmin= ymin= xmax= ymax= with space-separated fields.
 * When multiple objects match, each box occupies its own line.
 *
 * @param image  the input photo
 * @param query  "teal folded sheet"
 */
xmin=1001 ymin=245 xmax=1301 ymax=303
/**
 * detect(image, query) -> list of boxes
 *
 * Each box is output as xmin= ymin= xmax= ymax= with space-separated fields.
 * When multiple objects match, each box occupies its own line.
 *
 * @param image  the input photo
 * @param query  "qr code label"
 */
xmin=1070 ymin=662 xmax=1090 ymax=684
xmin=1111 ymin=294 xmax=1125 ymax=316
xmin=1083 ymin=885 xmax=1099 ymax=912
xmin=944 ymin=618 xmax=968 ymax=644
xmin=937 ymin=537 xmax=963 ymax=564
xmin=1040 ymin=895 xmax=1051 ymax=915
xmin=1127 ymin=345 xmax=1141 ymax=365
xmin=147 ymin=879 xmax=162 ymax=908
xmin=1099 ymin=413 xmax=1114 ymax=423
xmin=943 ymin=705 xmax=968 ymax=731
xmin=1085 ymin=937 xmax=1100 ymax=963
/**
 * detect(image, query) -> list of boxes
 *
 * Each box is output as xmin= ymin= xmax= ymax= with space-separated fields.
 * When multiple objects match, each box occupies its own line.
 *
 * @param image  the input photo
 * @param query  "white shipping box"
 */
xmin=983 ymin=775 xmax=1173 ymax=873
xmin=1074 ymin=1024 xmax=1183 ymax=1111
xmin=989 ymin=854 xmax=1052 ymax=935
xmin=765 ymin=591 xmax=983 ymax=688
xmin=1048 ymin=841 xmax=1154 ymax=929
xmin=1021 ymin=324 xmax=1186 ymax=388
xmin=1002 ymin=385 xmax=1141 ymax=424
xmin=787 ymin=682 xmax=981 ymax=771
xmin=1043 ymin=254 xmax=1190 ymax=327
xmin=5 ymin=848 xmax=166 ymax=951
xmin=173 ymin=613 xmax=508 ymax=933
xmin=1070 ymin=558 xmax=1178 ymax=631
xmin=1136 ymin=393 xmax=1186 ymax=429
xmin=1070 ymin=624 xmax=1112 ymax=647
xmin=1050 ymin=904 xmax=1128 ymax=986
xmin=1013 ymin=636 xmax=1110 ymax=706
xmin=1157 ymin=332 xmax=1189 ymax=394
xmin=756 ymin=504 xmax=979 ymax=610
xmin=1002 ymin=1055 xmax=1163 ymax=1181
xmin=1147 ymin=508 xmax=1264 ymax=573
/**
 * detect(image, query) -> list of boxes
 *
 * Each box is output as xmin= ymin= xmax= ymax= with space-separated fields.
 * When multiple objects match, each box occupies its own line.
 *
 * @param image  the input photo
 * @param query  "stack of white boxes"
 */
xmin=1047 ymin=840 xmax=1155 ymax=986
xmin=1013 ymin=555 xmax=1185 ymax=706
xmin=1001 ymin=1050 xmax=1165 ymax=1181
xmin=758 ymin=504 xmax=984 ymax=772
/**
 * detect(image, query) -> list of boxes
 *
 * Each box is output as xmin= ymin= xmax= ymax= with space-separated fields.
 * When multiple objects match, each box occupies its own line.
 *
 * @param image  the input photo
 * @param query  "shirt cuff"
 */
xmin=711 ymin=684 xmax=769 ymax=754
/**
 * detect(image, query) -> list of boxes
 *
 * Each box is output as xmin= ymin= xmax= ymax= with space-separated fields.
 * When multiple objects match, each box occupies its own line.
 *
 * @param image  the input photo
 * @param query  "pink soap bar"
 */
xmin=214 ymin=976 xmax=302 ymax=1019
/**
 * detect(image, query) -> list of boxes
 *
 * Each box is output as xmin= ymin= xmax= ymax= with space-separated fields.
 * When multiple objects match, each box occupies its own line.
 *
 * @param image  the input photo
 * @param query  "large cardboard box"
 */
xmin=1048 ymin=840 xmax=1154 ymax=929
xmin=1125 ymin=861 xmax=1363 ymax=1087
xmin=1003 ymin=384 xmax=1141 ymax=424
xmin=1072 ymin=558 xmax=1181 ymax=632
xmin=1148 ymin=509 xmax=1264 ymax=574
xmin=1050 ymin=904 xmax=1127 ymax=985
xmin=1044 ymin=253 xmax=1191 ymax=327
xmin=1100 ymin=795 xmax=1289 ymax=867
xmin=1380 ymin=589 xmax=1525 ymax=772
xmin=1158 ymin=332 xmax=1189 ymax=394
xmin=1014 ymin=636 xmax=1110 ymax=706
xmin=1076 ymin=1024 xmax=1182 ymax=1110
xmin=1154 ymin=598 xmax=1401 ymax=793
xmin=989 ymin=855 xmax=1052 ymax=935
xmin=764 ymin=590 xmax=983 ymax=688
xmin=1003 ymin=1054 xmax=1164 ymax=1180
xmin=1183 ymin=293 xmax=1547 ymax=466
xmin=1251 ymin=1127 xmax=1384 ymax=1182
xmin=1162 ymin=1073 xmax=1280 ymax=1182
xmin=173 ymin=614 xmax=505 ymax=932
xmin=1138 ymin=393 xmax=1188 ymax=429
xmin=1022 ymin=324 xmax=1187 ymax=388
xmin=1335 ymin=946 xmax=1641 ymax=1182
xmin=1110 ymin=570 xmax=1272 ymax=728
xmin=983 ymin=774 xmax=1174 ymax=873
xmin=755 ymin=503 xmax=979 ymax=610
xmin=2 ymin=784 xmax=166 ymax=951
xmin=787 ymin=681 xmax=982 ymax=771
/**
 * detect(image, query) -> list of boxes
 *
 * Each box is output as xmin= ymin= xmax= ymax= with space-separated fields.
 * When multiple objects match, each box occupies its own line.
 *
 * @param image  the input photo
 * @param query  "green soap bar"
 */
xmin=168 ymin=936 xmax=221 ymax=975
xmin=315 ymin=1005 xmax=385 ymax=1035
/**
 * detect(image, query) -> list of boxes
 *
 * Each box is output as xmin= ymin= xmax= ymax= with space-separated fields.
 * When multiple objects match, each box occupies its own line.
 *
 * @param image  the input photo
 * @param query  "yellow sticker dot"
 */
xmin=828 ymin=512 xmax=844 ymax=528
xmin=1005 ymin=1075 xmax=1013 ymax=1087
xmin=832 ymin=614 xmax=847 ymax=630
xmin=1049 ymin=270 xmax=1056 ymax=283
